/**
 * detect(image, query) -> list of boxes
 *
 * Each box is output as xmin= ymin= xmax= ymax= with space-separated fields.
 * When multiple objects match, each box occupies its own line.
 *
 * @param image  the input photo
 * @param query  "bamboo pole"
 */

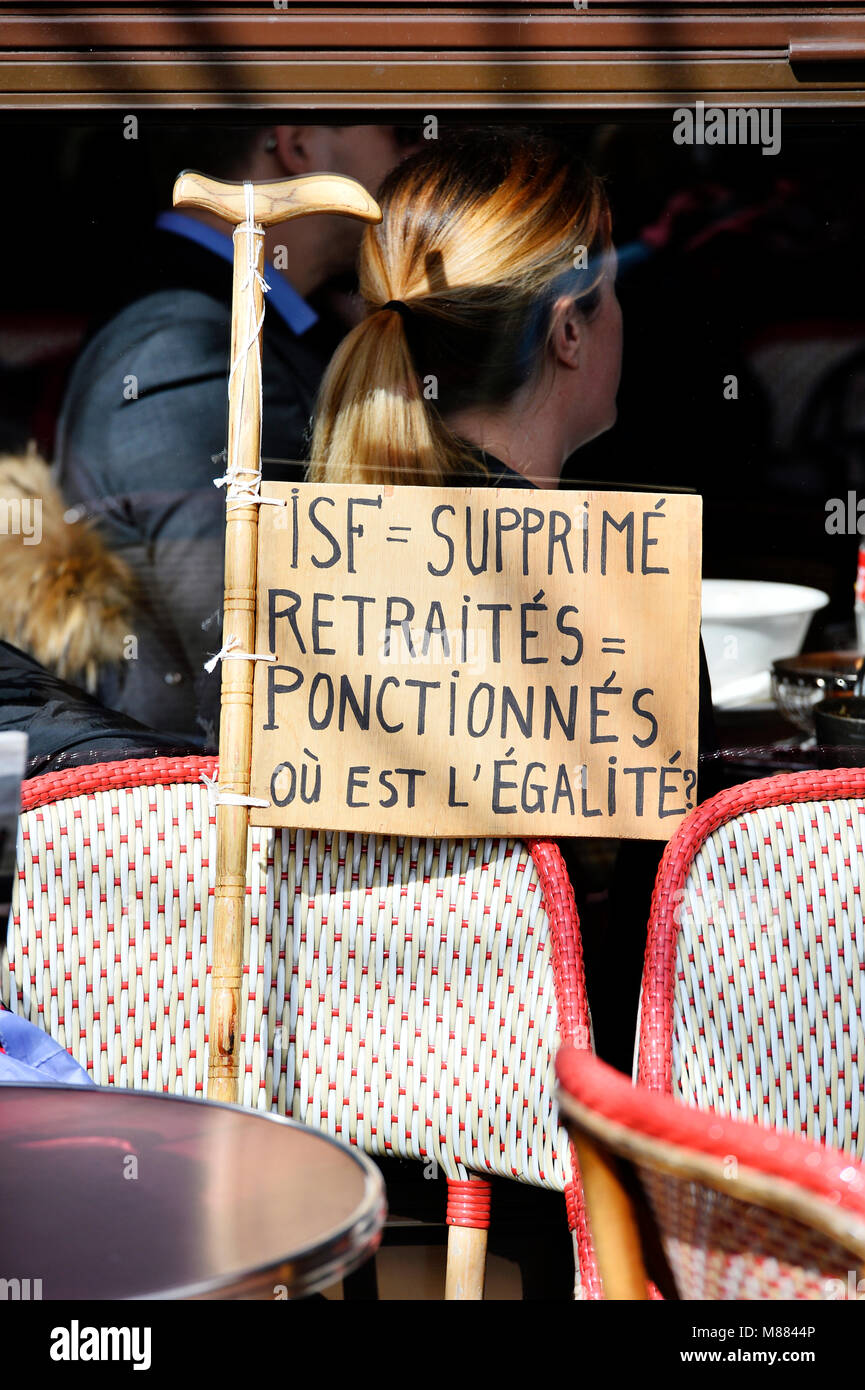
xmin=171 ymin=171 xmax=381 ymax=1103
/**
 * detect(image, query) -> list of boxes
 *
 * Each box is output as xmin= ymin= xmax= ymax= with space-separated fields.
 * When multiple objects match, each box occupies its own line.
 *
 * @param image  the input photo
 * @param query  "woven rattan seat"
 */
xmin=2 ymin=754 xmax=600 ymax=1299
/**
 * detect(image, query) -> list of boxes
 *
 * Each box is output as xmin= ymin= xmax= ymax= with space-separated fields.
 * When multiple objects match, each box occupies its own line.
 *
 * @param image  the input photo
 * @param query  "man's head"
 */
xmin=156 ymin=122 xmax=420 ymax=284
xmin=262 ymin=125 xmax=420 ymax=278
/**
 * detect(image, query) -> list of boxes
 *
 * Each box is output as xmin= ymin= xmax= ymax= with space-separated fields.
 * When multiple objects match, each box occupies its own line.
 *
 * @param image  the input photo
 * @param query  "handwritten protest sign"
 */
xmin=248 ymin=482 xmax=702 ymax=840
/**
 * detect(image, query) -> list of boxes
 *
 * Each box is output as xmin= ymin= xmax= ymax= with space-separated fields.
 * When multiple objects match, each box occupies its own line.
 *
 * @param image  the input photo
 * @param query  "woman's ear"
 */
xmin=549 ymin=296 xmax=583 ymax=371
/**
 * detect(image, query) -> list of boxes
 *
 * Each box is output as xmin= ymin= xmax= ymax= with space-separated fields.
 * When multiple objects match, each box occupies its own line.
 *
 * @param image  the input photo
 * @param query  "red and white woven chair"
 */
xmin=2 ymin=754 xmax=600 ymax=1300
xmin=640 ymin=768 xmax=865 ymax=1149
xmin=577 ymin=766 xmax=865 ymax=1299
xmin=557 ymin=1047 xmax=865 ymax=1301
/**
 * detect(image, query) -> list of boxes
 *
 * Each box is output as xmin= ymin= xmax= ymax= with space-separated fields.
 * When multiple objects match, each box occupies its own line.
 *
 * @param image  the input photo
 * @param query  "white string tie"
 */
xmin=200 ymin=772 xmax=270 ymax=810
xmin=203 ymin=633 xmax=277 ymax=674
xmin=213 ymin=469 xmax=285 ymax=507
xmin=215 ymin=181 xmax=286 ymax=514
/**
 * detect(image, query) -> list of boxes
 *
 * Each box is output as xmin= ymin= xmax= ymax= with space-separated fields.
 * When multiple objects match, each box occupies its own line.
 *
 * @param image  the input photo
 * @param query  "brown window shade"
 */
xmin=1 ymin=3 xmax=865 ymax=108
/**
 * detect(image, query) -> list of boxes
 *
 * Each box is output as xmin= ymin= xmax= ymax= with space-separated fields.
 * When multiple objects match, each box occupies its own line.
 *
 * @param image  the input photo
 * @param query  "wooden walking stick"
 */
xmin=172 ymin=170 xmax=381 ymax=1103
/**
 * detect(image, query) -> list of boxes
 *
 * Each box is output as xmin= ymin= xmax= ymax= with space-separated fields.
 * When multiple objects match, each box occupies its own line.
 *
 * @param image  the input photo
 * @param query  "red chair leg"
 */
xmin=445 ymin=1176 xmax=491 ymax=1300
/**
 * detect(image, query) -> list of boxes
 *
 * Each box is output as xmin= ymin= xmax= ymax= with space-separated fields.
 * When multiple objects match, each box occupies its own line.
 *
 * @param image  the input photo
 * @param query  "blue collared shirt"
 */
xmin=155 ymin=209 xmax=318 ymax=336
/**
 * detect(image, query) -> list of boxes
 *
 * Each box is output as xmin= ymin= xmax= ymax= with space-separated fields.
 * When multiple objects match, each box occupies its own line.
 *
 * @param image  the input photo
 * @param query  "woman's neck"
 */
xmin=444 ymin=386 xmax=566 ymax=490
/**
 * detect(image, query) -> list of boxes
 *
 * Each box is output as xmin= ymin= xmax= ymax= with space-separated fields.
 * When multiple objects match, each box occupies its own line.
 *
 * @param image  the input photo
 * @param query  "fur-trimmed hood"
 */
xmin=0 ymin=449 xmax=134 ymax=693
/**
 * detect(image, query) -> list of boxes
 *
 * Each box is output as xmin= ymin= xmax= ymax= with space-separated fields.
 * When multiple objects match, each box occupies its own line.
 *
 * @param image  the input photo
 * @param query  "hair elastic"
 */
xmin=381 ymin=299 xmax=412 ymax=322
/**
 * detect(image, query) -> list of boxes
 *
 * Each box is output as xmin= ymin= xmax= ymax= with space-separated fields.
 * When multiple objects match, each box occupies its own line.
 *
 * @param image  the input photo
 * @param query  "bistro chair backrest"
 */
xmin=639 ymin=769 xmax=865 ymax=1160
xmin=2 ymin=755 xmax=600 ymax=1300
xmin=557 ymin=1047 xmax=865 ymax=1301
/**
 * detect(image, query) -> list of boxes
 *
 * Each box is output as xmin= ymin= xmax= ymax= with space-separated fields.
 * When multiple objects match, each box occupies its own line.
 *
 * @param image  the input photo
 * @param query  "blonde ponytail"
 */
xmin=309 ymin=130 xmax=611 ymax=486
xmin=308 ymin=309 xmax=459 ymax=486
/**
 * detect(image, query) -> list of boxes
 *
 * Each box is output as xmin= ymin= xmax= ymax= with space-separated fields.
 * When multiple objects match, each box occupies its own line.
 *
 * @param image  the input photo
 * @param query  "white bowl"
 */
xmin=701 ymin=579 xmax=829 ymax=707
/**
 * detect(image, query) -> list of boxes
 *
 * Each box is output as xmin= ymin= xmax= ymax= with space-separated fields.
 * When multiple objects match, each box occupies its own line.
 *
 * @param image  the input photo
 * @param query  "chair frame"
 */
xmin=10 ymin=753 xmax=599 ymax=1301
xmin=557 ymin=1046 xmax=865 ymax=1301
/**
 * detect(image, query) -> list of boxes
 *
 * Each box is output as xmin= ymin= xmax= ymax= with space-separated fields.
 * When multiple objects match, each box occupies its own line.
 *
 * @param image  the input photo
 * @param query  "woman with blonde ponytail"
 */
xmin=310 ymin=127 xmax=715 ymax=1084
xmin=309 ymin=128 xmax=621 ymax=489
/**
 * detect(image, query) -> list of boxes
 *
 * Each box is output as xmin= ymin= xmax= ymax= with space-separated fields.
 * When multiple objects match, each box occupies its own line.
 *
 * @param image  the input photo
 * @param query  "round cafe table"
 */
xmin=0 ymin=1085 xmax=385 ymax=1299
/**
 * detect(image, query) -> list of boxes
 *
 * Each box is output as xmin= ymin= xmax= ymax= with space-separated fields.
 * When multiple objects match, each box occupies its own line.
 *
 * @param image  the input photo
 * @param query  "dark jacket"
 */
xmin=0 ymin=641 xmax=191 ymax=780
xmin=54 ymin=230 xmax=342 ymax=746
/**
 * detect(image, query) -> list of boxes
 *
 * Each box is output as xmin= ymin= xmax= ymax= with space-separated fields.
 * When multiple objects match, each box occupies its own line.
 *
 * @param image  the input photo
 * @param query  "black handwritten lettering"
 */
xmin=270 ymin=761 xmax=296 ymax=806
xmin=404 ymin=678 xmax=440 ymax=735
xmin=346 ymin=496 xmax=381 ymax=574
xmin=465 ymin=506 xmax=489 ymax=576
xmin=309 ymin=672 xmax=335 ymax=730
xmin=343 ymin=594 xmax=374 ymax=657
xmin=467 ymin=683 xmax=495 ymax=737
xmin=338 ymin=673 xmax=372 ymax=731
xmin=311 ymin=592 xmax=336 ymax=655
xmin=375 ymin=676 xmax=403 ymax=733
xmin=632 ymin=688 xmax=659 ymax=748
xmin=309 ymin=496 xmax=340 ymax=568
xmin=520 ymin=591 xmax=548 ymax=665
xmin=384 ymin=596 xmax=416 ymax=658
xmin=448 ymin=766 xmax=468 ymax=807
xmin=268 ymin=589 xmax=305 ymax=655
xmin=659 ymin=763 xmax=686 ymax=818
xmin=476 ymin=601 xmax=511 ymax=663
xmin=264 ymin=664 xmax=303 ymax=730
xmin=378 ymin=770 xmax=397 ymax=807
xmin=500 ymin=686 xmax=534 ymax=739
xmin=543 ymin=686 xmax=578 ymax=740
xmin=394 ymin=767 xmax=425 ymax=808
xmin=428 ymin=504 xmax=456 ymax=577
xmin=522 ymin=507 xmax=545 ymax=573
xmin=623 ymin=766 xmax=656 ymax=817
xmin=590 ymin=672 xmax=622 ymax=743
xmin=580 ymin=764 xmax=602 ymax=818
xmin=556 ymin=606 xmax=583 ymax=666
xmin=494 ymin=507 xmax=521 ymax=572
xmin=641 ymin=505 xmax=669 ymax=575
xmin=492 ymin=756 xmax=518 ymax=814
xmin=422 ymin=601 xmax=450 ymax=659
xmin=551 ymin=764 xmax=575 ymax=816
xmin=600 ymin=510 xmax=634 ymax=575
xmin=300 ymin=751 xmax=321 ymax=804
xmin=548 ymin=510 xmax=574 ymax=576
xmin=521 ymin=761 xmax=547 ymax=814
xmin=346 ymin=766 xmax=370 ymax=807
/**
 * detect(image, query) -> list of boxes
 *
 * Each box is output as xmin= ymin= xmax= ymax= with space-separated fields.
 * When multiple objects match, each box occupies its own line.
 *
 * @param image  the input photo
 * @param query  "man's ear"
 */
xmin=271 ymin=127 xmax=314 ymax=175
xmin=549 ymin=297 xmax=583 ymax=371
xmin=271 ymin=126 xmax=341 ymax=176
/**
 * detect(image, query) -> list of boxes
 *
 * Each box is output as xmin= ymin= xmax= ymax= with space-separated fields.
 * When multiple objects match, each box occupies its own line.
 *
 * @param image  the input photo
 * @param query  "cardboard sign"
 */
xmin=249 ymin=482 xmax=702 ymax=840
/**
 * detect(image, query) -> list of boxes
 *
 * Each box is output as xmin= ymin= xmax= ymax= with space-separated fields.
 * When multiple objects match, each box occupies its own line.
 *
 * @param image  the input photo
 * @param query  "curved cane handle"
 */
xmin=172 ymin=169 xmax=382 ymax=228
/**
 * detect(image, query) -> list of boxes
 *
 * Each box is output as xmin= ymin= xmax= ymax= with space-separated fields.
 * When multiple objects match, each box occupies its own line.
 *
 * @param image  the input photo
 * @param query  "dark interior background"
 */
xmin=2 ymin=110 xmax=863 ymax=648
